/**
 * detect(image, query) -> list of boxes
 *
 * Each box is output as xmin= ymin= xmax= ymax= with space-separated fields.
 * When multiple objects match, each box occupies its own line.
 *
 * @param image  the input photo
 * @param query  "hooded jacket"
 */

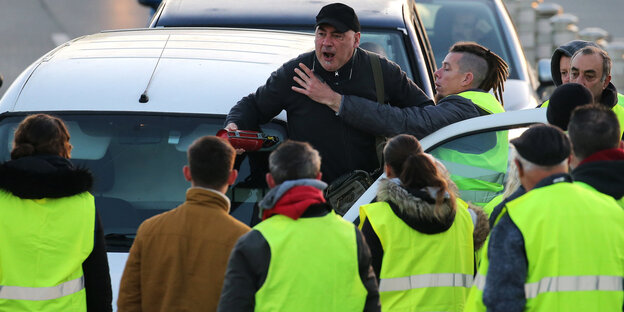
xmin=360 ymin=179 xmax=489 ymax=279
xmin=218 ymin=179 xmax=380 ymax=312
xmin=572 ymin=148 xmax=624 ymax=202
xmin=0 ymin=155 xmax=112 ymax=312
xmin=550 ymin=40 xmax=599 ymax=87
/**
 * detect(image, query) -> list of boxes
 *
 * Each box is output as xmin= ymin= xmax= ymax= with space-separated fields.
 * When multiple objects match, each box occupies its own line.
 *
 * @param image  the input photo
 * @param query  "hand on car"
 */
xmin=224 ymin=123 xmax=245 ymax=155
xmin=292 ymin=63 xmax=342 ymax=112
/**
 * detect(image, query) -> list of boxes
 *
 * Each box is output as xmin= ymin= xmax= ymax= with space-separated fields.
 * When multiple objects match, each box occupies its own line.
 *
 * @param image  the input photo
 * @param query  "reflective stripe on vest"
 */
xmin=360 ymin=200 xmax=473 ymax=311
xmin=379 ymin=273 xmax=473 ymax=292
xmin=0 ymin=276 xmax=84 ymax=301
xmin=432 ymin=91 xmax=507 ymax=206
xmin=524 ymin=275 xmax=623 ymax=299
xmin=507 ymin=182 xmax=624 ymax=311
xmin=253 ymin=211 xmax=366 ymax=312
xmin=473 ymin=273 xmax=486 ymax=291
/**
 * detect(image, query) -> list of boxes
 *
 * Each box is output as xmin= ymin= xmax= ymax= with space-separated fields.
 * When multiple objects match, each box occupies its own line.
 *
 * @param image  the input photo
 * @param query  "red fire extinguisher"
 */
xmin=216 ymin=129 xmax=280 ymax=152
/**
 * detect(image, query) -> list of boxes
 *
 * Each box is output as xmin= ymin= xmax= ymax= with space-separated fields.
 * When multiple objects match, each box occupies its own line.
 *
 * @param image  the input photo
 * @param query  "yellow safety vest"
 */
xmin=506 ymin=182 xmax=624 ymax=311
xmin=254 ymin=211 xmax=367 ymax=312
xmin=432 ymin=91 xmax=508 ymax=206
xmin=0 ymin=190 xmax=95 ymax=311
xmin=359 ymin=200 xmax=474 ymax=311
xmin=463 ymin=198 xmax=510 ymax=312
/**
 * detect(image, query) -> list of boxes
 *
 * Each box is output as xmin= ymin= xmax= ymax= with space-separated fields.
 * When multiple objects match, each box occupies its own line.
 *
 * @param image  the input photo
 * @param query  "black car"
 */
xmin=148 ymin=0 xmax=437 ymax=98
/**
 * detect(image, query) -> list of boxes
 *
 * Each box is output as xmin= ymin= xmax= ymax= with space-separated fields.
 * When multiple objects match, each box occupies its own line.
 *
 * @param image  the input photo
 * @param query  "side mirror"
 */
xmin=536 ymin=59 xmax=555 ymax=101
xmin=537 ymin=59 xmax=553 ymax=84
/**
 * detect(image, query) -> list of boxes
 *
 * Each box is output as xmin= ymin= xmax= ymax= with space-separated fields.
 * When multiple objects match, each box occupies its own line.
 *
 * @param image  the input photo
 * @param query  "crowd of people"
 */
xmin=1 ymin=2 xmax=622 ymax=312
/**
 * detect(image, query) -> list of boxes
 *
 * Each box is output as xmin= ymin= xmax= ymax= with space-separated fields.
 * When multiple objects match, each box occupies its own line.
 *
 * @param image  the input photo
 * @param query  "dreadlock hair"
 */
xmin=450 ymin=41 xmax=509 ymax=106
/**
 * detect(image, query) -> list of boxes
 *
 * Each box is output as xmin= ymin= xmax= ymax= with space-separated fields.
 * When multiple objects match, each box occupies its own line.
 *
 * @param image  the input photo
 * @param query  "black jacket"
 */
xmin=360 ymin=179 xmax=489 ymax=280
xmin=225 ymin=48 xmax=433 ymax=182
xmin=217 ymin=203 xmax=380 ymax=312
xmin=571 ymin=150 xmax=624 ymax=201
xmin=340 ymin=90 xmax=484 ymax=139
xmin=0 ymin=155 xmax=112 ymax=312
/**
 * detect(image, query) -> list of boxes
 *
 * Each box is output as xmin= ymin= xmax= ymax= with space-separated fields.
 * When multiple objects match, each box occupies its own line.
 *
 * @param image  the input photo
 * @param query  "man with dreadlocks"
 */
xmin=321 ymin=41 xmax=509 ymax=206
xmin=319 ymin=41 xmax=507 ymax=137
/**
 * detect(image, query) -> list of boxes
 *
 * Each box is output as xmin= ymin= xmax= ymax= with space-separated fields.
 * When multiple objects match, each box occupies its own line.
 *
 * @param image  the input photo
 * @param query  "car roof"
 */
xmin=0 ymin=28 xmax=314 ymax=116
xmin=152 ymin=0 xmax=408 ymax=30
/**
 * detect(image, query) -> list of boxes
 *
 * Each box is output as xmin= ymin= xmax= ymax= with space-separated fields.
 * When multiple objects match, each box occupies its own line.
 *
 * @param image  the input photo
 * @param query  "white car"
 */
xmin=0 ymin=27 xmax=314 ymax=310
xmin=0 ymin=26 xmax=547 ymax=310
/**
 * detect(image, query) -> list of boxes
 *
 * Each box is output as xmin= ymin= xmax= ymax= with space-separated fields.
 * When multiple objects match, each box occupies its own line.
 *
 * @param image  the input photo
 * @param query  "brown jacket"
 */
xmin=117 ymin=187 xmax=250 ymax=312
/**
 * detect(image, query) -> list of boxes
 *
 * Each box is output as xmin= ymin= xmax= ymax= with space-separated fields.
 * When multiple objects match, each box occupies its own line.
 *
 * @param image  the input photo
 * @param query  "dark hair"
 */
xmin=450 ymin=42 xmax=509 ymax=106
xmin=384 ymin=134 xmax=455 ymax=219
xmin=187 ymin=136 xmax=236 ymax=189
xmin=572 ymin=46 xmax=611 ymax=82
xmin=269 ymin=140 xmax=321 ymax=184
xmin=568 ymin=104 xmax=620 ymax=160
xmin=11 ymin=114 xmax=72 ymax=160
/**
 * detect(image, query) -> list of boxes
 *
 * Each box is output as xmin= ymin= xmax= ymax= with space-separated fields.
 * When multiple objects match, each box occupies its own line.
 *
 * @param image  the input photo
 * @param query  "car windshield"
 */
xmin=416 ymin=0 xmax=519 ymax=80
xmin=0 ymin=113 xmax=287 ymax=252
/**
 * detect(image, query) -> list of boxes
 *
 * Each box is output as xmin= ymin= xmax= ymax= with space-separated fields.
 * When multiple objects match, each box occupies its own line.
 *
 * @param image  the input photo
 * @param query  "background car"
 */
xmin=0 ymin=27 xmax=314 ymax=310
xmin=344 ymin=108 xmax=548 ymax=221
xmin=415 ymin=0 xmax=540 ymax=111
xmin=149 ymin=0 xmax=437 ymax=98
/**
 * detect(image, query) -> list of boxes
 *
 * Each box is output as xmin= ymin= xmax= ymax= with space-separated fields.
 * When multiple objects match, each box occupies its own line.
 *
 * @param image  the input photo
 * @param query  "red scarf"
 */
xmin=262 ymin=186 xmax=326 ymax=220
xmin=578 ymin=148 xmax=624 ymax=166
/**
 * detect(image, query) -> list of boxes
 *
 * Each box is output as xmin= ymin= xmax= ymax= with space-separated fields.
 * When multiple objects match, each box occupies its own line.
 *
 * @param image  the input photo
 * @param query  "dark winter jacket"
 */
xmin=225 ymin=48 xmax=433 ymax=182
xmin=550 ymin=40 xmax=599 ymax=86
xmin=572 ymin=148 xmax=624 ymax=202
xmin=218 ymin=179 xmax=380 ymax=312
xmin=0 ymin=155 xmax=112 ymax=312
xmin=340 ymin=89 xmax=484 ymax=139
xmin=360 ymin=178 xmax=489 ymax=279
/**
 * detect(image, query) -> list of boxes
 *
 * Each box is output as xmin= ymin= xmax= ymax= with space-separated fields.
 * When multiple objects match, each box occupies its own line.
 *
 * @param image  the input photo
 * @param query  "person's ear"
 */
xmin=183 ymin=165 xmax=192 ymax=182
xmin=316 ymin=172 xmax=323 ymax=180
xmin=514 ymin=159 xmax=524 ymax=178
xmin=603 ymin=74 xmax=612 ymax=90
xmin=384 ymin=164 xmax=395 ymax=178
xmin=353 ymin=32 xmax=361 ymax=48
xmin=266 ymin=173 xmax=277 ymax=188
xmin=463 ymin=71 xmax=474 ymax=87
xmin=227 ymin=169 xmax=238 ymax=186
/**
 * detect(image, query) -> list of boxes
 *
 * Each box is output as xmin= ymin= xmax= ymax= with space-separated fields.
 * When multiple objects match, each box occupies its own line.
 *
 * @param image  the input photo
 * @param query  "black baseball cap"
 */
xmin=315 ymin=3 xmax=361 ymax=33
xmin=511 ymin=124 xmax=571 ymax=166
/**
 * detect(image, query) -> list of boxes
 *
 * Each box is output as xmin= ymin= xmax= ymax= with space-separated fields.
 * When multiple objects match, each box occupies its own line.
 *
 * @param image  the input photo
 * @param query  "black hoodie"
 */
xmin=0 ymin=155 xmax=112 ymax=312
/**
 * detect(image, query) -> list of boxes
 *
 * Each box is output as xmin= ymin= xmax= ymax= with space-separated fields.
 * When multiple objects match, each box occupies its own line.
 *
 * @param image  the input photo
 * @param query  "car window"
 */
xmin=416 ymin=0 xmax=519 ymax=80
xmin=427 ymin=126 xmax=529 ymax=206
xmin=0 ymin=113 xmax=287 ymax=251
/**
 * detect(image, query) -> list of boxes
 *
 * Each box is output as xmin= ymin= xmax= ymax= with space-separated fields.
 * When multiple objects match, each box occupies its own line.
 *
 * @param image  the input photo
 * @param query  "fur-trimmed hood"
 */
xmin=376 ymin=178 xmax=489 ymax=249
xmin=0 ymin=155 xmax=93 ymax=199
xmin=376 ymin=178 xmax=456 ymax=234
